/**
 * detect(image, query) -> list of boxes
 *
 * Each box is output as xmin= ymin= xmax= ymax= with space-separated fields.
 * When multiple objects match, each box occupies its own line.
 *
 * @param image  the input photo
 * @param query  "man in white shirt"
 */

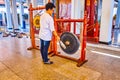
xmin=39 ymin=2 xmax=59 ymax=64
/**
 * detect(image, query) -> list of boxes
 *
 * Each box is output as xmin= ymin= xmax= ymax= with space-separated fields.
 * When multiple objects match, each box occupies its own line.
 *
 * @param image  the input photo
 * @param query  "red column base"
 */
xmin=77 ymin=60 xmax=88 ymax=67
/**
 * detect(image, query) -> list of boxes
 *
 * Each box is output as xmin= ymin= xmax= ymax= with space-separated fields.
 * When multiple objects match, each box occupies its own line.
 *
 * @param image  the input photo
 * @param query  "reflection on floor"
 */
xmin=0 ymin=37 xmax=120 ymax=80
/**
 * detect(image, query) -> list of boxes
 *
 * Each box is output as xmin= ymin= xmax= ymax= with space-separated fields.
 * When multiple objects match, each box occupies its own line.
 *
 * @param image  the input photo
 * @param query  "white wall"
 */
xmin=99 ymin=0 xmax=114 ymax=43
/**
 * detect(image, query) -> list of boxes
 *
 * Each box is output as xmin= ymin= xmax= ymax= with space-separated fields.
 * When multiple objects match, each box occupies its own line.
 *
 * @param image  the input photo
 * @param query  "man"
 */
xmin=39 ymin=2 xmax=59 ymax=64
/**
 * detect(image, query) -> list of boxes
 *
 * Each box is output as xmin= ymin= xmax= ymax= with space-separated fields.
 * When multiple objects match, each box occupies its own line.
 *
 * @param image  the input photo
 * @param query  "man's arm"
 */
xmin=53 ymin=31 xmax=60 ymax=41
xmin=49 ymin=17 xmax=60 ymax=41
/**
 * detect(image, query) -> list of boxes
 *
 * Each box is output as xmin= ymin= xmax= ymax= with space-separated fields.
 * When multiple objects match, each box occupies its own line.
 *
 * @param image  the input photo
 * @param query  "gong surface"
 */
xmin=60 ymin=32 xmax=80 ymax=54
xmin=33 ymin=15 xmax=40 ymax=28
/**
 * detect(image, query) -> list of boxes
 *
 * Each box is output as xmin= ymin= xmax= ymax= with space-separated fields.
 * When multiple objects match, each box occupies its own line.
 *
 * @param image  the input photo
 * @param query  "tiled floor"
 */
xmin=0 ymin=37 xmax=120 ymax=80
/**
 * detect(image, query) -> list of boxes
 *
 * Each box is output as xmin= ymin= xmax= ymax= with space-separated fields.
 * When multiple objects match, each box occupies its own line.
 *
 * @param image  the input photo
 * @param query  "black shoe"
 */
xmin=48 ymin=58 xmax=50 ymax=61
xmin=44 ymin=61 xmax=53 ymax=64
xmin=43 ymin=58 xmax=50 ymax=62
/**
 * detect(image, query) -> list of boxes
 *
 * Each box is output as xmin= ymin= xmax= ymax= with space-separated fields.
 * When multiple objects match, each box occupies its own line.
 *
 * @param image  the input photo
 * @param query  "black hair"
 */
xmin=45 ymin=2 xmax=55 ymax=10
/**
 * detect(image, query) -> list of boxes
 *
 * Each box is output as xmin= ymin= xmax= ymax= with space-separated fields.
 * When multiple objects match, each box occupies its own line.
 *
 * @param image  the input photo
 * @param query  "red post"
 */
xmin=68 ymin=22 xmax=71 ymax=32
xmin=62 ymin=21 xmax=64 ymax=32
xmin=53 ymin=14 xmax=58 ymax=54
xmin=90 ymin=0 xmax=95 ymax=25
xmin=29 ymin=3 xmax=36 ymax=49
xmin=85 ymin=0 xmax=87 ymax=11
xmin=74 ymin=22 xmax=76 ymax=34
xmin=87 ymin=0 xmax=95 ymax=37
xmin=81 ymin=12 xmax=87 ymax=61
xmin=94 ymin=21 xmax=99 ymax=42
xmin=77 ymin=11 xmax=88 ymax=67
xmin=96 ymin=22 xmax=99 ymax=38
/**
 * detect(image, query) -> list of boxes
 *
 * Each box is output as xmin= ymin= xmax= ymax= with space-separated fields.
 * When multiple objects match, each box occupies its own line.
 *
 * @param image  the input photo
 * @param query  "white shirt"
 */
xmin=39 ymin=12 xmax=55 ymax=41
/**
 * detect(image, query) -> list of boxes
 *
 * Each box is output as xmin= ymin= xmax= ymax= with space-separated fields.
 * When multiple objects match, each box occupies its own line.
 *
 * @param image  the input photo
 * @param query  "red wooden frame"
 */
xmin=28 ymin=3 xmax=88 ymax=67
xmin=27 ymin=2 xmax=48 ymax=50
xmin=49 ymin=12 xmax=88 ymax=67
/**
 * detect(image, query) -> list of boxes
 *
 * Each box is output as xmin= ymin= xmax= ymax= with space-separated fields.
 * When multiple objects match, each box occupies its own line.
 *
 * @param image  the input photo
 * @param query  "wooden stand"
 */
xmin=49 ymin=12 xmax=88 ymax=67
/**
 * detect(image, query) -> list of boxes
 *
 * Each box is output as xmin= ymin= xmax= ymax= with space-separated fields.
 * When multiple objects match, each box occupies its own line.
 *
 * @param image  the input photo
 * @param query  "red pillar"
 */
xmin=90 ymin=0 xmax=95 ymax=36
xmin=77 ymin=12 xmax=88 ymax=67
xmin=85 ymin=0 xmax=87 ymax=11
xmin=90 ymin=0 xmax=95 ymax=25
xmin=87 ymin=0 xmax=95 ymax=37
xmin=53 ymin=14 xmax=58 ymax=54
xmin=29 ymin=3 xmax=36 ymax=48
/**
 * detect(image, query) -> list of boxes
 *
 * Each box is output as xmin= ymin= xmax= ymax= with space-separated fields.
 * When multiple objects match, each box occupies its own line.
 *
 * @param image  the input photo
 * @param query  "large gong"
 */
xmin=60 ymin=32 xmax=80 ymax=54
xmin=33 ymin=15 xmax=40 ymax=28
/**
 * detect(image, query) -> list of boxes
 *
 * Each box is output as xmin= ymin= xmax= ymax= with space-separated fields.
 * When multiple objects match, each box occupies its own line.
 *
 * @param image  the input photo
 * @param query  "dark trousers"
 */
xmin=40 ymin=39 xmax=50 ymax=62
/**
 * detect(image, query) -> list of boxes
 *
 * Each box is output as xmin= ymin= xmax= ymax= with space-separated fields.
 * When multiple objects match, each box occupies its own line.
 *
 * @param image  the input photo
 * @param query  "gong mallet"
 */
xmin=59 ymin=40 xmax=66 ymax=49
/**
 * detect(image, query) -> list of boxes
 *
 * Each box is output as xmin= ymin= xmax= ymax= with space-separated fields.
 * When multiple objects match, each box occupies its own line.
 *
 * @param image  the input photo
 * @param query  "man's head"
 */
xmin=45 ymin=2 xmax=55 ymax=15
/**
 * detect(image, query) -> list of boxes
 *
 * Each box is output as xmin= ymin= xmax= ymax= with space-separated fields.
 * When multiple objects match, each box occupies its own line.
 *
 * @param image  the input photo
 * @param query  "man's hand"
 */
xmin=56 ymin=35 xmax=60 ymax=41
xmin=53 ymin=31 xmax=60 ymax=41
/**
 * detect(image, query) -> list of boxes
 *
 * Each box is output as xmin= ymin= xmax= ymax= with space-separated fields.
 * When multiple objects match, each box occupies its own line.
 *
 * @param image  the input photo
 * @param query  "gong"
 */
xmin=33 ymin=15 xmax=40 ymax=28
xmin=60 ymin=32 xmax=80 ymax=54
